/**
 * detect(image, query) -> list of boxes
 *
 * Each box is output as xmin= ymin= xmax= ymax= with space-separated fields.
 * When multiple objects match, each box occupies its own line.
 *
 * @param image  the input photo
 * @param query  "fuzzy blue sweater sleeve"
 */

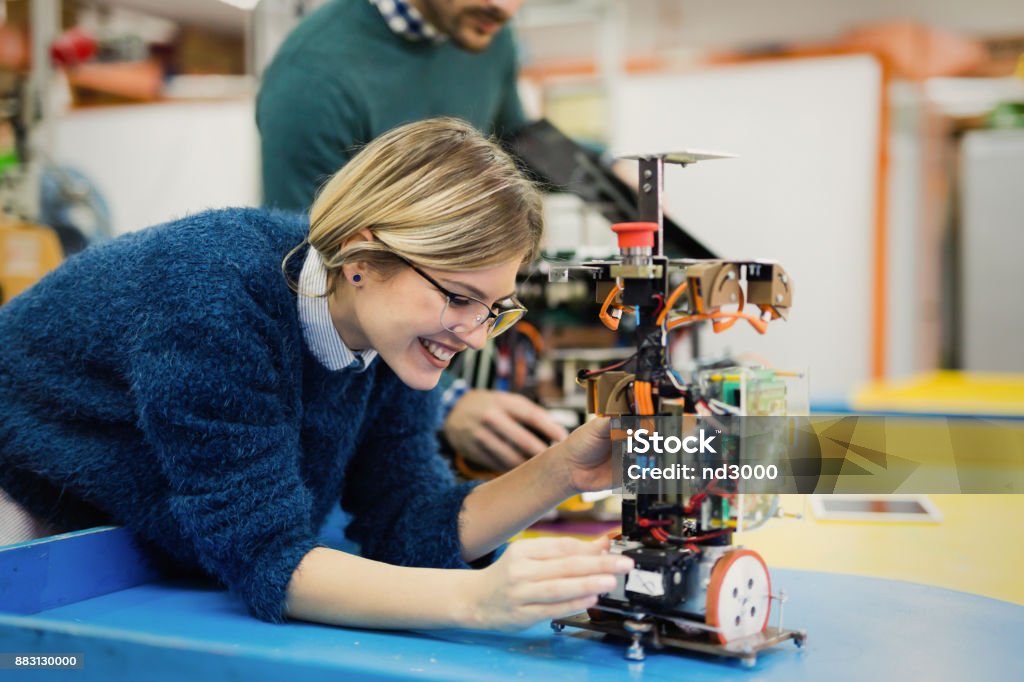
xmin=128 ymin=241 xmax=318 ymax=622
xmin=342 ymin=367 xmax=480 ymax=569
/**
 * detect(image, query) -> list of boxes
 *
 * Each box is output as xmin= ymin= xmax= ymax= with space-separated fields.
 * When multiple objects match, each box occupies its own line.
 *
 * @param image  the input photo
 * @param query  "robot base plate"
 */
xmin=551 ymin=613 xmax=806 ymax=667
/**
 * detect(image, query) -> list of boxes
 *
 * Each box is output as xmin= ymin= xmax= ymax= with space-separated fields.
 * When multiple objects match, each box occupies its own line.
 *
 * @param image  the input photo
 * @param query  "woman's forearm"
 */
xmin=287 ymin=536 xmax=634 ymax=633
xmin=285 ymin=547 xmax=478 ymax=629
xmin=458 ymin=447 xmax=576 ymax=561
xmin=286 ymin=421 xmax=621 ymax=630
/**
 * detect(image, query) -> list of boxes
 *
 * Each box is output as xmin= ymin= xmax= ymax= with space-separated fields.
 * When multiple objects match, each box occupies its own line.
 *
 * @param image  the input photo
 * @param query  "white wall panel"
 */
xmin=610 ymin=55 xmax=883 ymax=402
xmin=54 ymin=100 xmax=261 ymax=236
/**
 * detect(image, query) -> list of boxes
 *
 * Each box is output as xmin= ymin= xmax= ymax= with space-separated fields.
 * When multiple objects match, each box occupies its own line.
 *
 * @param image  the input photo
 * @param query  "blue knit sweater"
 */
xmin=0 ymin=208 xmax=479 ymax=621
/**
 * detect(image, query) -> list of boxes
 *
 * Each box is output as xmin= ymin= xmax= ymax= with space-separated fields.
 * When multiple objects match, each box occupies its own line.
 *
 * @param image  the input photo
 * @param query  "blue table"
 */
xmin=2 ymin=527 xmax=1022 ymax=681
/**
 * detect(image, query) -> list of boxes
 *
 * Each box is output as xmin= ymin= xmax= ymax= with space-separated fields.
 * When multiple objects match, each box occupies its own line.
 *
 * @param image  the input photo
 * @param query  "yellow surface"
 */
xmin=852 ymin=370 xmax=1024 ymax=416
xmin=0 ymin=219 xmax=64 ymax=304
xmin=526 ymin=494 xmax=1024 ymax=605
xmin=736 ymin=494 xmax=1024 ymax=605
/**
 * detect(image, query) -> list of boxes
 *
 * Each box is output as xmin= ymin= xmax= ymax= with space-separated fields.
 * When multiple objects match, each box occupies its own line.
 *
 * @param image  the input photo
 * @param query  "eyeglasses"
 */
xmin=396 ymin=256 xmax=526 ymax=339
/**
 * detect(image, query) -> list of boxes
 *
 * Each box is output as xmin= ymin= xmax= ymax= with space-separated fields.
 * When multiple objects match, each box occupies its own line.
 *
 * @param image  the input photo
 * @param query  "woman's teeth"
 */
xmin=419 ymin=338 xmax=454 ymax=362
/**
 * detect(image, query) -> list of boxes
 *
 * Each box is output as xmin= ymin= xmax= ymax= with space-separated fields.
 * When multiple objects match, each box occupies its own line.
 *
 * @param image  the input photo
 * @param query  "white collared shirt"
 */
xmin=297 ymin=247 xmax=378 ymax=373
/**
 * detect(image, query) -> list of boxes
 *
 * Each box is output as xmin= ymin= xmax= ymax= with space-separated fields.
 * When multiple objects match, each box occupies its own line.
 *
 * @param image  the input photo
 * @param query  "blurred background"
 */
xmin=0 ymin=0 xmax=1021 ymax=603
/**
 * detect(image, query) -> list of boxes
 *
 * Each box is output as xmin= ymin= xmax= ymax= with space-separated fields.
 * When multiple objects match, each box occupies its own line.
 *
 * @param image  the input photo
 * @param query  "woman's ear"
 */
xmin=337 ymin=229 xmax=375 ymax=287
xmin=341 ymin=261 xmax=368 ymax=286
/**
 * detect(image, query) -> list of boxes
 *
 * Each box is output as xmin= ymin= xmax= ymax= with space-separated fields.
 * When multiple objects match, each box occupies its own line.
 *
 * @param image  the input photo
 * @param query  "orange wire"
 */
xmin=599 ymin=284 xmax=623 ymax=331
xmin=681 ymin=312 xmax=768 ymax=334
xmin=514 ymin=352 xmax=527 ymax=389
xmin=666 ymin=303 xmax=769 ymax=335
xmin=515 ymin=320 xmax=544 ymax=354
xmin=599 ymin=283 xmax=637 ymax=331
xmin=718 ymin=310 xmax=768 ymax=334
xmin=693 ymin=290 xmax=705 ymax=315
xmin=656 ymin=280 xmax=689 ymax=325
xmin=634 ymin=380 xmax=656 ymax=415
xmin=710 ymin=286 xmax=745 ymax=333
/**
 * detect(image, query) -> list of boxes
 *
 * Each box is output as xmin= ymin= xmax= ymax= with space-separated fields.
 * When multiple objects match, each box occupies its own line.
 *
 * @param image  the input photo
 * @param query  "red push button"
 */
xmin=612 ymin=222 xmax=658 ymax=249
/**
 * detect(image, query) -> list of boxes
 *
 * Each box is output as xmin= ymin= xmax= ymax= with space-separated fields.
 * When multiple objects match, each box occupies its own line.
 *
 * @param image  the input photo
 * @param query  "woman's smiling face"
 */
xmin=329 ymin=256 xmax=522 ymax=391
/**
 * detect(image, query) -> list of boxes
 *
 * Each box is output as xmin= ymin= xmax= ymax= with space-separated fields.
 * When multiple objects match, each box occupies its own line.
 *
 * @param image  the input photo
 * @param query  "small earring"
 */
xmin=352 ymin=274 xmax=362 ymax=283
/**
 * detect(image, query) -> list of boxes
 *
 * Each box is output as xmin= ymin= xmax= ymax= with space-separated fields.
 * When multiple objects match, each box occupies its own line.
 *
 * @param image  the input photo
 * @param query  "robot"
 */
xmin=547 ymin=150 xmax=807 ymax=667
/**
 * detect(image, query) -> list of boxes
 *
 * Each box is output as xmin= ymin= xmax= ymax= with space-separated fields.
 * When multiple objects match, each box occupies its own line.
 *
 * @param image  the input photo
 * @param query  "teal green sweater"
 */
xmin=257 ymin=0 xmax=527 ymax=212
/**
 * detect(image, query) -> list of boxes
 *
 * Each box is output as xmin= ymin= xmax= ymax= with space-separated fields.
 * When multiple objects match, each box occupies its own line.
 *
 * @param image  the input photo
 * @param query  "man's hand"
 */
xmin=444 ymin=389 xmax=569 ymax=470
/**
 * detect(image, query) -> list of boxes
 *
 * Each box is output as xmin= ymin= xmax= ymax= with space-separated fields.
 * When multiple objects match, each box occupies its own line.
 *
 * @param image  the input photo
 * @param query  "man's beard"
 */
xmin=423 ymin=2 xmax=508 ymax=51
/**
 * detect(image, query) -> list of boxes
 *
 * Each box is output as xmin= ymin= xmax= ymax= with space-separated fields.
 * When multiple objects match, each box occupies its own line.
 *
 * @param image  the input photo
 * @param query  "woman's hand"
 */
xmin=454 ymin=419 xmax=617 ymax=565
xmin=553 ymin=417 xmax=615 ymax=494
xmin=461 ymin=536 xmax=633 ymax=631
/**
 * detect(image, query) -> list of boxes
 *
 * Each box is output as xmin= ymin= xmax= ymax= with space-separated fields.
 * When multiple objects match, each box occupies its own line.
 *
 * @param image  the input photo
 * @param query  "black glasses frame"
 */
xmin=393 ymin=255 xmax=526 ymax=337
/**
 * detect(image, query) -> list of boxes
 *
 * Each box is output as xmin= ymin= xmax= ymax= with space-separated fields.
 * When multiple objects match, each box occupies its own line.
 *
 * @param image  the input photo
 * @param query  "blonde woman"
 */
xmin=0 ymin=118 xmax=632 ymax=630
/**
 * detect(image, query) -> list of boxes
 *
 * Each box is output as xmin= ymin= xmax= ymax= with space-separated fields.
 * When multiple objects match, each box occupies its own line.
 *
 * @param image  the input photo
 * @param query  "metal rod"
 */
xmin=637 ymin=157 xmax=664 ymax=255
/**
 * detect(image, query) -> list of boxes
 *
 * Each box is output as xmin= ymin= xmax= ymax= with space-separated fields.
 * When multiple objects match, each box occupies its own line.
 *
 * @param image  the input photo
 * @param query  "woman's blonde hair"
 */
xmin=285 ymin=117 xmax=543 ymax=292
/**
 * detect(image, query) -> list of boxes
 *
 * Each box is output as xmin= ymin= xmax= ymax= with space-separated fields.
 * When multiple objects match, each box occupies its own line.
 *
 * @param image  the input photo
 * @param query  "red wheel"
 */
xmin=705 ymin=549 xmax=771 ymax=644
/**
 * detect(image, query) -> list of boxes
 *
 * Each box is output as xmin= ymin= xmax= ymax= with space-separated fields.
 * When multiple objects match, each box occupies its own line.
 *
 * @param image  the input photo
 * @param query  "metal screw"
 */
xmin=781 ymin=274 xmax=788 ymax=284
xmin=643 ymin=169 xmax=653 ymax=179
xmin=624 ymin=620 xmax=652 ymax=662
xmin=777 ymin=589 xmax=788 ymax=632
xmin=775 ymin=293 xmax=783 ymax=303
xmin=642 ymin=183 xmax=652 ymax=193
